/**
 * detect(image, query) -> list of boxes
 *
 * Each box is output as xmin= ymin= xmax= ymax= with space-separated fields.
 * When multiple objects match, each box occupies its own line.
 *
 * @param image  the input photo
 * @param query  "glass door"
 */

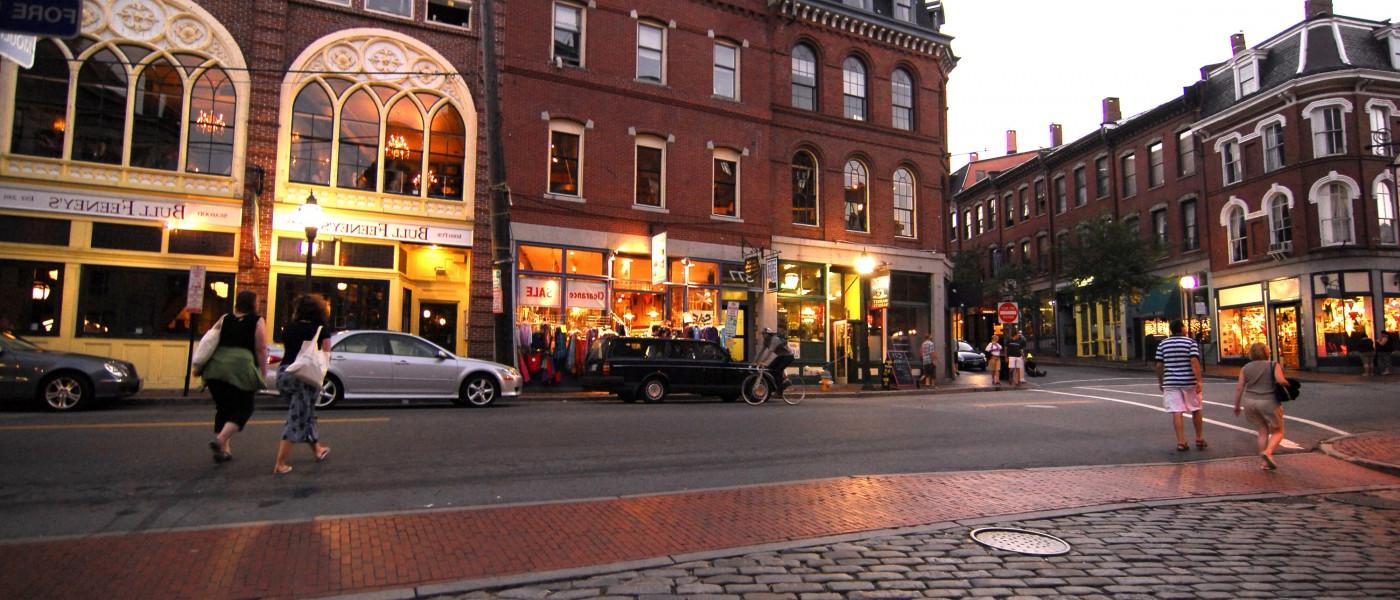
xmin=1272 ymin=304 xmax=1300 ymax=369
xmin=419 ymin=301 xmax=457 ymax=353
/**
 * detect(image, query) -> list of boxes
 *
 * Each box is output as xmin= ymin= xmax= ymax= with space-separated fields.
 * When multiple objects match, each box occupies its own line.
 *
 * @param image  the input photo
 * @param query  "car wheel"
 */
xmin=318 ymin=375 xmax=343 ymax=409
xmin=39 ymin=372 xmax=91 ymax=411
xmin=640 ymin=377 xmax=667 ymax=403
xmin=456 ymin=374 xmax=499 ymax=408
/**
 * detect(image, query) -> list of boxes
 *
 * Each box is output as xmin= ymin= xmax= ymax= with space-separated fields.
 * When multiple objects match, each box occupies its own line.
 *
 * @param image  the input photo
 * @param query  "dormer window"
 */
xmin=1228 ymin=49 xmax=1266 ymax=101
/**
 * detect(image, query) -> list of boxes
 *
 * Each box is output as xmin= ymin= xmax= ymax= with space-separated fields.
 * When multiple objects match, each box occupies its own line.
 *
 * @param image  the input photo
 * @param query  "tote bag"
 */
xmin=191 ymin=315 xmax=225 ymax=368
xmin=286 ymin=326 xmax=330 ymax=386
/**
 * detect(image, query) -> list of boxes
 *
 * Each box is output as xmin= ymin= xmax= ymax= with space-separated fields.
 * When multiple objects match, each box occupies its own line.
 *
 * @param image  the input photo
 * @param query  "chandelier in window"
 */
xmin=195 ymin=110 xmax=226 ymax=134
xmin=385 ymin=134 xmax=411 ymax=161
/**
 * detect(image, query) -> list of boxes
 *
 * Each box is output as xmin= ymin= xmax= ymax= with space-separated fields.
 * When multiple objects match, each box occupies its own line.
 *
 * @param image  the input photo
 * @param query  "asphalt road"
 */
xmin=0 ymin=365 xmax=1393 ymax=541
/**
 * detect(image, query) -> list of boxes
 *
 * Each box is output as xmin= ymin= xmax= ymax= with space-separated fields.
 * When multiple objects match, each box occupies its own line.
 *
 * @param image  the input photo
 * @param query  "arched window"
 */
xmin=428 ymin=105 xmax=466 ymax=200
xmin=1377 ymin=179 xmax=1397 ymax=245
xmin=893 ymin=168 xmax=915 ymax=238
xmin=9 ymin=40 xmax=70 ymax=158
xmin=289 ymin=83 xmax=334 ymax=185
xmin=1227 ymin=206 xmax=1247 ymax=263
xmin=891 ymin=68 xmax=913 ymax=130
xmin=791 ymin=44 xmax=817 ymax=110
xmin=792 ymin=151 xmax=818 ymax=226
xmin=187 ymin=68 xmax=236 ymax=176
xmin=337 ymin=89 xmax=381 ymax=192
xmin=384 ymin=97 xmax=425 ymax=197
xmin=842 ymin=56 xmax=866 ymax=121
xmin=844 ymin=159 xmax=868 ymax=232
xmin=73 ymin=48 xmax=129 ymax=165
xmin=1268 ymin=194 xmax=1291 ymax=248
xmin=1318 ymin=182 xmax=1354 ymax=246
xmin=131 ymin=58 xmax=184 ymax=171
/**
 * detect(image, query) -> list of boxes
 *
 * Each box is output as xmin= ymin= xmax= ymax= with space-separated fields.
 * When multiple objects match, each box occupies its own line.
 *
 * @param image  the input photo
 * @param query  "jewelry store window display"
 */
xmin=1313 ymin=272 xmax=1373 ymax=368
xmin=515 ymin=245 xmax=611 ymax=386
xmin=776 ymin=262 xmax=827 ymax=363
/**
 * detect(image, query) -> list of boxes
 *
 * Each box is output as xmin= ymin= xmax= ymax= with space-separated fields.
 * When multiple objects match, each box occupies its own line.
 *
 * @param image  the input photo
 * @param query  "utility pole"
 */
xmin=480 ymin=0 xmax=514 ymax=365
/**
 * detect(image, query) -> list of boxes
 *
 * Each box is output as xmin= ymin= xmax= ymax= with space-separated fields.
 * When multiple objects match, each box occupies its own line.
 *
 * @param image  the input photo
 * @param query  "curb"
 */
xmin=1320 ymin=433 xmax=1400 ymax=478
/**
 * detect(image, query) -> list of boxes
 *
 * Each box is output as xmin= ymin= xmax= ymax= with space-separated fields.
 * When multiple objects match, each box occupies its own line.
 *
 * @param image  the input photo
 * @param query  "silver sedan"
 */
xmin=265 ymin=331 xmax=521 ymax=408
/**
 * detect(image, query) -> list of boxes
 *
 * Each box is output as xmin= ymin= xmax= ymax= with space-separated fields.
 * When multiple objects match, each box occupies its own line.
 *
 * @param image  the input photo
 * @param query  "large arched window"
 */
xmin=1227 ymin=206 xmax=1247 ymax=263
xmin=131 ymin=59 xmax=184 ymax=171
xmin=428 ymin=105 xmax=467 ymax=200
xmin=893 ymin=168 xmax=915 ymax=238
xmin=842 ymin=57 xmax=866 ymax=121
xmin=384 ymin=97 xmax=425 ymax=197
xmin=1268 ymin=194 xmax=1291 ymax=248
xmin=187 ymin=68 xmax=237 ymax=175
xmin=891 ymin=68 xmax=914 ymax=131
xmin=791 ymin=44 xmax=817 ymax=111
xmin=290 ymin=83 xmax=334 ymax=185
xmin=9 ymin=40 xmax=70 ymax=158
xmin=844 ymin=159 xmax=869 ymax=232
xmin=337 ymin=89 xmax=380 ymax=192
xmin=792 ymin=151 xmax=818 ymax=226
xmin=1318 ymin=182 xmax=1354 ymax=246
xmin=73 ymin=48 xmax=129 ymax=165
xmin=1377 ymin=179 xmax=1397 ymax=245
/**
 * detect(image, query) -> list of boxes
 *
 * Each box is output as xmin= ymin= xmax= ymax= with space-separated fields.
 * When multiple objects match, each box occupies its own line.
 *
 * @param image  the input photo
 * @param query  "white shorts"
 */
xmin=1008 ymin=357 xmax=1024 ymax=369
xmin=1162 ymin=387 xmax=1203 ymax=413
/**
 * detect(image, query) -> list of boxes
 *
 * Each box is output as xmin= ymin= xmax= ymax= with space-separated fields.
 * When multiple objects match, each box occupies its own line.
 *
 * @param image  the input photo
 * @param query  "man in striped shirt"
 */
xmin=1155 ymin=320 xmax=1205 ymax=452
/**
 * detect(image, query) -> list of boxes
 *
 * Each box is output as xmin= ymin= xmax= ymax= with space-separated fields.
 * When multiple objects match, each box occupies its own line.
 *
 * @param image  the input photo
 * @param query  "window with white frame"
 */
xmin=964 ymin=209 xmax=973 ymax=240
xmin=1004 ymin=192 xmax=1014 ymax=227
xmin=1371 ymin=105 xmax=1393 ymax=156
xmin=844 ymin=160 xmax=869 ymax=232
xmin=949 ymin=210 xmax=958 ymax=241
xmin=894 ymin=0 xmax=913 ymax=21
xmin=427 ymin=0 xmax=472 ymax=28
xmin=1034 ymin=180 xmax=1046 ymax=214
xmin=1151 ymin=208 xmax=1167 ymax=247
xmin=1222 ymin=140 xmax=1241 ymax=185
xmin=791 ymin=44 xmax=817 ymax=110
xmin=713 ymin=41 xmax=738 ymax=99
xmin=891 ymin=68 xmax=913 ymax=130
xmin=893 ymin=168 xmax=916 ymax=238
xmin=553 ymin=2 xmax=583 ymax=67
xmin=1053 ymin=175 xmax=1066 ymax=214
xmin=1268 ymin=194 xmax=1291 ymax=248
xmin=1376 ymin=179 xmax=1396 ymax=245
xmin=1318 ymin=182 xmax=1354 ymax=246
xmin=974 ymin=204 xmax=984 ymax=236
xmin=1235 ymin=64 xmax=1258 ymax=97
xmin=1227 ymin=206 xmax=1247 ymax=263
xmin=634 ymin=136 xmax=665 ymax=207
xmin=1094 ymin=156 xmax=1109 ymax=198
xmin=987 ymin=198 xmax=997 ymax=230
xmin=1314 ymin=106 xmax=1345 ymax=156
xmin=1181 ymin=199 xmax=1199 ymax=251
xmin=713 ymin=148 xmax=739 ymax=217
xmin=1073 ymin=167 xmax=1086 ymax=207
xmin=842 ymin=56 xmax=867 ymax=121
xmin=1147 ymin=142 xmax=1164 ymax=187
xmin=365 ymin=0 xmax=411 ymax=18
xmin=1176 ymin=130 xmax=1195 ymax=177
xmin=1263 ymin=122 xmax=1285 ymax=172
xmin=1018 ymin=188 xmax=1029 ymax=221
xmin=636 ymin=21 xmax=665 ymax=83
xmin=1120 ymin=153 xmax=1136 ymax=196
xmin=792 ymin=150 xmax=818 ymax=225
xmin=547 ymin=120 xmax=583 ymax=197
xmin=1020 ymin=240 xmax=1030 ymax=266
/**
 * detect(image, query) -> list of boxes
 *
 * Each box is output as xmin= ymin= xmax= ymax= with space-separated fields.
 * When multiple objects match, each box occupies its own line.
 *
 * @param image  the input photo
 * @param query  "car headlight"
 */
xmin=496 ymin=367 xmax=518 ymax=381
xmin=103 ymin=361 xmax=127 ymax=379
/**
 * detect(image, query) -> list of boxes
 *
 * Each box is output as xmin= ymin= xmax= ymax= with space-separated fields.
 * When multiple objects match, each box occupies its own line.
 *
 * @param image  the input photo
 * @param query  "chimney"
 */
xmin=1006 ymin=130 xmax=1018 ymax=155
xmin=1230 ymin=32 xmax=1246 ymax=55
xmin=1102 ymin=97 xmax=1121 ymax=125
xmin=969 ymin=151 xmax=979 ymax=163
xmin=1049 ymin=123 xmax=1063 ymax=147
xmin=1305 ymin=0 xmax=1333 ymax=20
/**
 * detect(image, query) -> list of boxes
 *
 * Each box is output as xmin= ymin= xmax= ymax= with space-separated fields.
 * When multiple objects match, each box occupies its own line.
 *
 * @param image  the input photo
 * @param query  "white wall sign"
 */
xmin=0 ymin=184 xmax=242 ymax=227
xmin=273 ymin=207 xmax=472 ymax=247
xmin=518 ymin=277 xmax=560 ymax=308
xmin=651 ymin=232 xmax=667 ymax=285
xmin=186 ymin=266 xmax=207 ymax=313
xmin=565 ymin=280 xmax=607 ymax=310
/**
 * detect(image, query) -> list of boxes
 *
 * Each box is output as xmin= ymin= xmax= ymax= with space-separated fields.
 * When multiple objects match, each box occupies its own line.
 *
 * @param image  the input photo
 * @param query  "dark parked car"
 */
xmin=956 ymin=341 xmax=987 ymax=371
xmin=0 ymin=330 xmax=141 ymax=410
xmin=582 ymin=336 xmax=752 ymax=403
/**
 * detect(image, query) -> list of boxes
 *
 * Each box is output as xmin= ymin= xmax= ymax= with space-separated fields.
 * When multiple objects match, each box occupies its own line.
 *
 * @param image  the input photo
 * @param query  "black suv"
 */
xmin=581 ymin=337 xmax=753 ymax=403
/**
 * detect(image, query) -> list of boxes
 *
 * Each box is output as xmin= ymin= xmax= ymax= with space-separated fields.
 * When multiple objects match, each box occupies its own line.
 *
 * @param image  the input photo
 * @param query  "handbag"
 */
xmin=1272 ymin=362 xmax=1302 ymax=402
xmin=191 ymin=315 xmax=225 ymax=368
xmin=285 ymin=325 xmax=329 ymax=386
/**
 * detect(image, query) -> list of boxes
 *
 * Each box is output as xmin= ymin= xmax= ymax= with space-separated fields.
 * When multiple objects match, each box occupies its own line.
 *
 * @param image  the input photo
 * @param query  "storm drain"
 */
xmin=969 ymin=527 xmax=1071 ymax=556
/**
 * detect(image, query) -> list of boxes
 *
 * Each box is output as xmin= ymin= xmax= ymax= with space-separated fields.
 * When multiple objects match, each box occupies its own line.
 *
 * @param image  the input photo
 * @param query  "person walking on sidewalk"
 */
xmin=1004 ymin=329 xmax=1026 ymax=388
xmin=919 ymin=334 xmax=937 ymax=388
xmin=273 ymin=294 xmax=332 ymax=475
xmin=1232 ymin=342 xmax=1290 ymax=470
xmin=1378 ymin=329 xmax=1394 ymax=376
xmin=1155 ymin=319 xmax=1206 ymax=452
xmin=1351 ymin=329 xmax=1375 ymax=376
xmin=196 ymin=291 xmax=267 ymax=464
xmin=985 ymin=334 xmax=1003 ymax=388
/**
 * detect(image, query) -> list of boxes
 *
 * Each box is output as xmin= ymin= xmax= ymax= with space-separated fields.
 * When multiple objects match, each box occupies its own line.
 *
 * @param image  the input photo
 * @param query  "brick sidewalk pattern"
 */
xmin=1327 ymin=431 xmax=1400 ymax=471
xmin=0 ymin=453 xmax=1396 ymax=600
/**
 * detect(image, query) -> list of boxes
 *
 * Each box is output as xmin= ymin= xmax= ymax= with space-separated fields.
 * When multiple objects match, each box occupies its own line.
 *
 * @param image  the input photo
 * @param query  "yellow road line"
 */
xmin=0 ymin=417 xmax=390 ymax=431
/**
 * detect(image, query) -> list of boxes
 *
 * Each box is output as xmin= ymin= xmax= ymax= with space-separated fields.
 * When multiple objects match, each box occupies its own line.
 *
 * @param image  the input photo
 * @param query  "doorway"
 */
xmin=1272 ymin=304 xmax=1300 ymax=369
xmin=419 ymin=301 xmax=457 ymax=353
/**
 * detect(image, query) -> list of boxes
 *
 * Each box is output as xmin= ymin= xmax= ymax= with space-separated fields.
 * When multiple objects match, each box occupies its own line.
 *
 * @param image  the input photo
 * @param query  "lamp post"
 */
xmin=1179 ymin=274 xmax=1198 ymax=342
xmin=298 ymin=192 xmax=324 ymax=292
xmin=856 ymin=252 xmax=877 ymax=390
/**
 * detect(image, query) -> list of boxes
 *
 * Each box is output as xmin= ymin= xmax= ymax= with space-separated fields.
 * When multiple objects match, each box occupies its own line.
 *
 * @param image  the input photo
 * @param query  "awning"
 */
xmin=1133 ymin=283 xmax=1180 ymax=319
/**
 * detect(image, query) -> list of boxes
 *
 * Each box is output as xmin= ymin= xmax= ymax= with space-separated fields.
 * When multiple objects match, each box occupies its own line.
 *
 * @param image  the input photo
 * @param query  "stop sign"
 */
xmin=997 ymin=301 xmax=1019 ymax=324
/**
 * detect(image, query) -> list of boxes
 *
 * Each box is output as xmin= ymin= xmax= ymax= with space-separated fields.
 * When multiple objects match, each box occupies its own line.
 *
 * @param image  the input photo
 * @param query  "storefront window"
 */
xmin=614 ymin=290 xmax=665 ymax=333
xmin=777 ymin=262 xmax=823 ymax=295
xmin=80 ymin=266 xmax=233 ymax=338
xmin=1315 ymin=296 xmax=1372 ymax=357
xmin=273 ymin=274 xmax=388 ymax=340
xmin=613 ymin=256 xmax=651 ymax=288
xmin=566 ymin=250 xmax=604 ymax=276
xmin=1218 ymin=305 xmax=1267 ymax=361
xmin=685 ymin=288 xmax=718 ymax=327
xmin=1383 ymin=295 xmax=1399 ymax=336
xmin=671 ymin=260 xmax=719 ymax=285
xmin=0 ymin=260 xmax=64 ymax=336
xmin=518 ymin=245 xmax=563 ymax=272
xmin=778 ymin=298 xmax=825 ymax=344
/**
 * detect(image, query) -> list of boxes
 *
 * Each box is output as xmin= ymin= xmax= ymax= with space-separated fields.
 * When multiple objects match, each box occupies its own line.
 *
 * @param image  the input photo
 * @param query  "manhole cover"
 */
xmin=1325 ymin=490 xmax=1400 ymax=510
xmin=969 ymin=527 xmax=1071 ymax=556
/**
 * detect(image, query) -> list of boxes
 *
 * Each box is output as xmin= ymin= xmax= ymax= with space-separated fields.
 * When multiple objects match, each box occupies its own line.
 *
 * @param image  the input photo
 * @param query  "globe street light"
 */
xmin=298 ymin=192 xmax=324 ymax=290
xmin=1179 ymin=274 xmax=1198 ymax=341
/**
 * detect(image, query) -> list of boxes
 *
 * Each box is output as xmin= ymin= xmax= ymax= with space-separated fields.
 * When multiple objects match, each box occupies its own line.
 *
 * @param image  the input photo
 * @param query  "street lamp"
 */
xmin=1179 ymin=274 xmax=1198 ymax=341
xmin=298 ymin=192 xmax=324 ymax=290
xmin=855 ymin=252 xmax=877 ymax=275
xmin=854 ymin=252 xmax=879 ymax=390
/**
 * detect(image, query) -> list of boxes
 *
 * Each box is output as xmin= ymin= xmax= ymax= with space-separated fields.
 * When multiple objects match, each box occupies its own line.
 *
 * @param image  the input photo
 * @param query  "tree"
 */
xmin=948 ymin=249 xmax=986 ymax=310
xmin=1061 ymin=216 xmax=1162 ymax=306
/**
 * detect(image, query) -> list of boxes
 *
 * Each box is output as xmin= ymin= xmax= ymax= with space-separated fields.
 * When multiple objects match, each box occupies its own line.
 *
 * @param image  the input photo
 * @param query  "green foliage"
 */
xmin=992 ymin=262 xmax=1036 ymax=303
xmin=949 ymin=250 xmax=985 ymax=308
xmin=1061 ymin=216 xmax=1162 ymax=305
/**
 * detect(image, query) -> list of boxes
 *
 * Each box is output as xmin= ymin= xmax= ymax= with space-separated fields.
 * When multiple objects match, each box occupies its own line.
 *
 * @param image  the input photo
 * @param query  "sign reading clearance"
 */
xmin=565 ymin=281 xmax=607 ymax=310
xmin=273 ymin=207 xmax=473 ymax=247
xmin=0 ymin=184 xmax=242 ymax=228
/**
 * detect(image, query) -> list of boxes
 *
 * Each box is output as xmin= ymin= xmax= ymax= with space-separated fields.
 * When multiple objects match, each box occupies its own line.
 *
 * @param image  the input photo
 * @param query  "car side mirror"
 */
xmin=436 ymin=350 xmax=451 ymax=360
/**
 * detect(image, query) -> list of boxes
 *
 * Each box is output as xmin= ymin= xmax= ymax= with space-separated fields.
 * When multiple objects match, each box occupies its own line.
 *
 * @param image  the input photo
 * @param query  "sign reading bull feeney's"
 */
xmin=0 ymin=184 xmax=242 ymax=227
xmin=273 ymin=207 xmax=473 ymax=247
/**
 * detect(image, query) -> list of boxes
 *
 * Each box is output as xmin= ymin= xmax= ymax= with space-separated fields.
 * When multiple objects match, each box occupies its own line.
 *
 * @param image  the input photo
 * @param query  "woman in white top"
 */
xmin=985 ymin=334 xmax=1003 ymax=387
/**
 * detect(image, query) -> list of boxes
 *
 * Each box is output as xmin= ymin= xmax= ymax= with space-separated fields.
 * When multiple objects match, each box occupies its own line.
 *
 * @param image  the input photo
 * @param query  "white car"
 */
xmin=264 ymin=331 xmax=521 ymax=408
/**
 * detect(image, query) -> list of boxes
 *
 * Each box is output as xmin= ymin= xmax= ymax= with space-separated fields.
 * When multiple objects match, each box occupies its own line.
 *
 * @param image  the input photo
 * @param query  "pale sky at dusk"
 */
xmin=942 ymin=0 xmax=1399 ymax=171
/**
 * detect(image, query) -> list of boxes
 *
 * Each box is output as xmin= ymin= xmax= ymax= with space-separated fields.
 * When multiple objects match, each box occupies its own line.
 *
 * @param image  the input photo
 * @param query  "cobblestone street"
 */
xmin=450 ymin=492 xmax=1400 ymax=600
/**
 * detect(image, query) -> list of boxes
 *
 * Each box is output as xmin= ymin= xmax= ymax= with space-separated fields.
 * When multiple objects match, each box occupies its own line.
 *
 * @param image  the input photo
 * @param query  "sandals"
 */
xmin=1261 ymin=454 xmax=1278 ymax=470
xmin=315 ymin=446 xmax=331 ymax=462
xmin=1196 ymin=439 xmax=1208 ymax=450
xmin=210 ymin=440 xmax=231 ymax=464
xmin=1176 ymin=443 xmax=1190 ymax=452
xmin=273 ymin=465 xmax=293 ymax=475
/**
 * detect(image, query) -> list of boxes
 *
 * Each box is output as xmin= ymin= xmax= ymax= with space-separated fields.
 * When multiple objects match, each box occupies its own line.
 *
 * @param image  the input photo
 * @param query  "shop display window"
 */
xmin=613 ymin=256 xmax=652 ymax=287
xmin=1218 ymin=305 xmax=1267 ymax=360
xmin=1383 ymin=296 xmax=1399 ymax=336
xmin=518 ymin=306 xmax=560 ymax=328
xmin=273 ymin=274 xmax=388 ymax=341
xmin=685 ymin=288 xmax=718 ymax=327
xmin=566 ymin=250 xmax=604 ymax=276
xmin=276 ymin=236 xmax=337 ymax=265
xmin=671 ymin=260 xmax=719 ymax=286
xmin=1314 ymin=296 xmax=1372 ymax=357
xmin=518 ymin=245 xmax=563 ymax=272
xmin=614 ymin=291 xmax=665 ymax=332
xmin=80 ymin=266 xmax=233 ymax=338
xmin=777 ymin=298 xmax=825 ymax=343
xmin=0 ymin=260 xmax=64 ymax=336
xmin=777 ymin=262 xmax=823 ymax=295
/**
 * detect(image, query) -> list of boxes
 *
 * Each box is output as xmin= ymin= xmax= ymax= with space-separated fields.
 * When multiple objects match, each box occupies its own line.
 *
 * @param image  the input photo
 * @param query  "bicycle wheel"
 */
xmin=782 ymin=379 xmax=805 ymax=405
xmin=742 ymin=372 xmax=771 ymax=405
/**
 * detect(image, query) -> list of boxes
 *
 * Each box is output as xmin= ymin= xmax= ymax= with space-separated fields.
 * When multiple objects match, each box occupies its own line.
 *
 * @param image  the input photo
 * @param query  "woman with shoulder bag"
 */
xmin=197 ymin=291 xmax=267 ymax=464
xmin=1232 ymin=342 xmax=1290 ymax=470
xmin=273 ymin=294 xmax=333 ymax=475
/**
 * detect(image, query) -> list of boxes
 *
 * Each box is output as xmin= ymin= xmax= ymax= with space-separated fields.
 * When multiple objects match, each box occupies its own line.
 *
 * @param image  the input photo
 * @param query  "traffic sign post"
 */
xmin=997 ymin=301 xmax=1019 ymax=324
xmin=0 ymin=31 xmax=35 ymax=68
xmin=182 ymin=266 xmax=207 ymax=396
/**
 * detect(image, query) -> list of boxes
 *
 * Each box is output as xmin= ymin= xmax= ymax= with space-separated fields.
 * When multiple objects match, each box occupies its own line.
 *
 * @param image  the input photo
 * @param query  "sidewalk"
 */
xmin=1036 ymin=354 xmax=1400 ymax=384
xmin=2 ymin=432 xmax=1398 ymax=600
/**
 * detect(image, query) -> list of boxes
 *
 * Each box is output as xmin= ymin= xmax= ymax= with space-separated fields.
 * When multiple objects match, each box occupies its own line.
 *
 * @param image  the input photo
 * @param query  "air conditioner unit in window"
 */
xmin=552 ymin=56 xmax=564 ymax=69
xmin=1267 ymin=241 xmax=1292 ymax=261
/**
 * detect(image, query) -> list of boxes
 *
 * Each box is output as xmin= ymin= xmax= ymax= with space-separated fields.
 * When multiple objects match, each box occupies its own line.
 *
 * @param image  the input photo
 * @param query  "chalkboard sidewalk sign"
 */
xmin=886 ymin=351 xmax=915 ymax=388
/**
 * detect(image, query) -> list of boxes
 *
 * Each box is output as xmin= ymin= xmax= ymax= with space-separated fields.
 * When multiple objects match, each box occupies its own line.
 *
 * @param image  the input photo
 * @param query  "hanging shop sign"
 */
xmin=565 ymin=281 xmax=608 ymax=310
xmin=518 ymin=277 xmax=560 ymax=308
xmin=1 ymin=184 xmax=242 ymax=227
xmin=492 ymin=269 xmax=503 ymax=314
xmin=651 ymin=232 xmax=667 ymax=285
xmin=273 ymin=207 xmax=472 ymax=247
xmin=870 ymin=274 xmax=891 ymax=310
xmin=764 ymin=255 xmax=779 ymax=292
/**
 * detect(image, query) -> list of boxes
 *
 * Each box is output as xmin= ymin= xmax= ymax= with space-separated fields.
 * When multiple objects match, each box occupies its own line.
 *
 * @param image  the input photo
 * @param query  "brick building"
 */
xmin=950 ymin=0 xmax=1400 ymax=371
xmin=500 ymin=0 xmax=955 ymax=387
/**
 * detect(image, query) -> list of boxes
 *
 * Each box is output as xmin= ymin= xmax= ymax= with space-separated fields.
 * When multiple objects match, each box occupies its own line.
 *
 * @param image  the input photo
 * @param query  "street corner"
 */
xmin=1321 ymin=430 xmax=1400 ymax=477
